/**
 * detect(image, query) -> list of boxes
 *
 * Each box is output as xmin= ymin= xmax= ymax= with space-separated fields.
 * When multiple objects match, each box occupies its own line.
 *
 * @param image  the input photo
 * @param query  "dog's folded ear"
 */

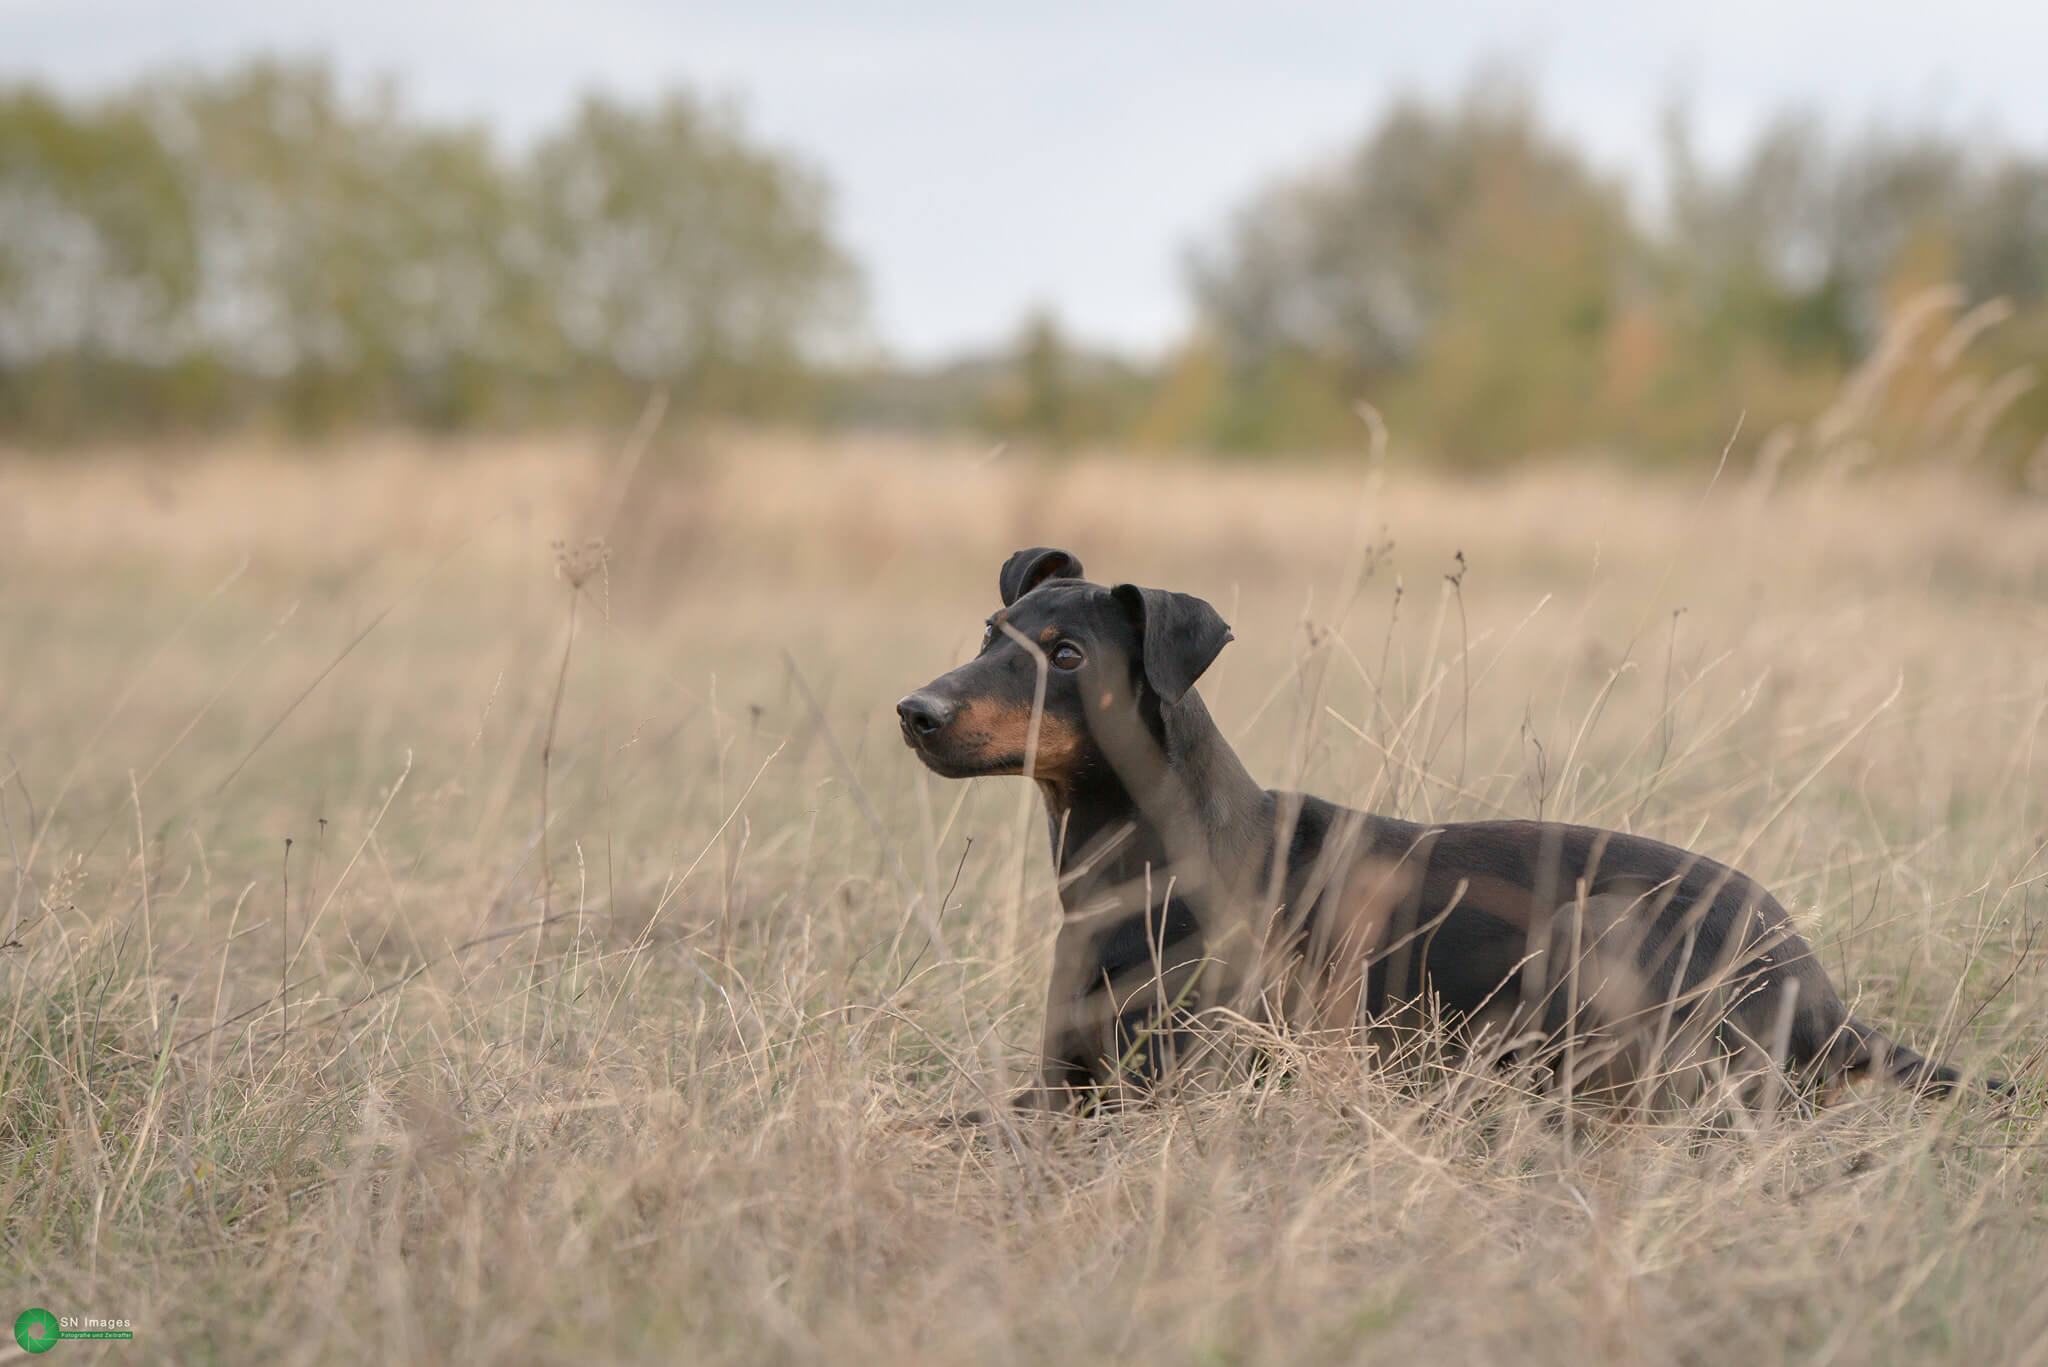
xmin=1112 ymin=584 xmax=1233 ymax=705
xmin=999 ymin=547 xmax=1085 ymax=605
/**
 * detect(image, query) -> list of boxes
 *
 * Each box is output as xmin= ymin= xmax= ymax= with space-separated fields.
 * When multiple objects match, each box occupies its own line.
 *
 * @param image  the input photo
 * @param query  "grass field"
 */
xmin=3 ymin=427 xmax=2046 ymax=1365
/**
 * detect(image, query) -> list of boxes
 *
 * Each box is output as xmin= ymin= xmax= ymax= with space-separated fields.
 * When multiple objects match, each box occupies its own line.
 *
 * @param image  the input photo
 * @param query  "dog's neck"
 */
xmin=1039 ymin=686 xmax=1271 ymax=918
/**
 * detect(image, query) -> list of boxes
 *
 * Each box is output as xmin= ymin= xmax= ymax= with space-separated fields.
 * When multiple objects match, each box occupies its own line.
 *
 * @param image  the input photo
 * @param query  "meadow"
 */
xmin=2 ymin=427 xmax=2046 ymax=1364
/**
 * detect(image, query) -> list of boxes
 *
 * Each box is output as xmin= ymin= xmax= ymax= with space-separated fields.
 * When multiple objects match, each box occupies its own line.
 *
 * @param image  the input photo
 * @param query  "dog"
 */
xmin=896 ymin=547 xmax=1997 ymax=1114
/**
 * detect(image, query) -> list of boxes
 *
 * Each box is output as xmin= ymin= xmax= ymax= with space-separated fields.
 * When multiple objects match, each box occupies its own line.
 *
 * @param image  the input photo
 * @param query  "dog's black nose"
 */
xmin=896 ymin=692 xmax=955 ymax=738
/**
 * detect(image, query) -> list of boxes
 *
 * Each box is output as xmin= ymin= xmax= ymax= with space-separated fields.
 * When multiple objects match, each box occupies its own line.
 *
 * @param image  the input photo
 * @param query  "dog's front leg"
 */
xmin=1010 ymin=916 xmax=1113 ymax=1112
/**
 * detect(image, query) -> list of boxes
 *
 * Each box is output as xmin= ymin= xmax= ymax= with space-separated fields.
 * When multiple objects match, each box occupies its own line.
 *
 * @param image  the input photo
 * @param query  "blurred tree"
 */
xmin=135 ymin=61 xmax=552 ymax=428
xmin=0 ymin=86 xmax=198 ymax=429
xmin=1183 ymin=81 xmax=1637 ymax=460
xmin=977 ymin=308 xmax=1075 ymax=444
xmin=1177 ymin=84 xmax=2048 ymax=473
xmin=526 ymin=92 xmax=862 ymax=412
xmin=1663 ymin=114 xmax=1972 ymax=362
xmin=0 ymin=87 xmax=197 ymax=359
xmin=1958 ymin=163 xmax=2048 ymax=307
xmin=0 ymin=62 xmax=864 ymax=436
xmin=975 ymin=308 xmax=1156 ymax=450
xmin=1664 ymin=114 xmax=2048 ymax=466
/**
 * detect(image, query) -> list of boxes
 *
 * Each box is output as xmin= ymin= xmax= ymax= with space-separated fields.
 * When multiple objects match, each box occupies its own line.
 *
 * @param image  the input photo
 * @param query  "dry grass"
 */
xmin=2 ymin=427 xmax=2047 ymax=1365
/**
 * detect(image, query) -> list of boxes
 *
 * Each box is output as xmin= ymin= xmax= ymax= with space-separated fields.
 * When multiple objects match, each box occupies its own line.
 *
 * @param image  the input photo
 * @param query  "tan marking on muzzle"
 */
xmin=954 ymin=698 xmax=1087 ymax=776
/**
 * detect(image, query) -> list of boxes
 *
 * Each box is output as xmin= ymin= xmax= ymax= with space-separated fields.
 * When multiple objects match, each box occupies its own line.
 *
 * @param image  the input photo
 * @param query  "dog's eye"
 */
xmin=981 ymin=623 xmax=997 ymax=652
xmin=1050 ymin=642 xmax=1085 ymax=671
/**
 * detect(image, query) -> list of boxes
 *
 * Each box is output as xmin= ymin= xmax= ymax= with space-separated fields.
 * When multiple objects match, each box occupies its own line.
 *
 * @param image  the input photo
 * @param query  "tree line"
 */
xmin=1162 ymin=85 xmax=2048 ymax=474
xmin=3 ymin=62 xmax=2044 ymax=476
xmin=0 ymin=61 xmax=858 ymax=434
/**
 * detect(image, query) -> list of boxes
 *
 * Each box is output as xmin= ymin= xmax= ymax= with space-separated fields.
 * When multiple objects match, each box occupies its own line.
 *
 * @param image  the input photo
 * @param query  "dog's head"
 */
xmin=896 ymin=547 xmax=1232 ymax=783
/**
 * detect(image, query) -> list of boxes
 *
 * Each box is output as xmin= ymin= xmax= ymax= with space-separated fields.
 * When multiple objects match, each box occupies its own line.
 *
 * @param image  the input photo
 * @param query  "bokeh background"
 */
xmin=4 ymin=1 xmax=2048 ymax=475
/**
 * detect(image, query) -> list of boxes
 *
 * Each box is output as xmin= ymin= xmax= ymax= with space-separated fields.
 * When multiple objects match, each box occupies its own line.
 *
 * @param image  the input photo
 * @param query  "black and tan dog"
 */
xmin=897 ymin=547 xmax=1993 ymax=1114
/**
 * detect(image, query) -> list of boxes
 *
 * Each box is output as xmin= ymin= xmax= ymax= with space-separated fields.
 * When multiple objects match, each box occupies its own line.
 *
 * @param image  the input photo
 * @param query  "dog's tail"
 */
xmin=1830 ymin=1016 xmax=2011 ymax=1098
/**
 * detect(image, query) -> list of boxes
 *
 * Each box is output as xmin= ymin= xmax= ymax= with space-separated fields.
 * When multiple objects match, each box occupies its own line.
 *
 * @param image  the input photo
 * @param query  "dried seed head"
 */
xmin=552 ymin=537 xmax=609 ymax=590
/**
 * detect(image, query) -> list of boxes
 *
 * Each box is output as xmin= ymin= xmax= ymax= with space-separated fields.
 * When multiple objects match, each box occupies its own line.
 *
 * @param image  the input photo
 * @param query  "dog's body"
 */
xmin=898 ymin=548 xmax=1980 ymax=1112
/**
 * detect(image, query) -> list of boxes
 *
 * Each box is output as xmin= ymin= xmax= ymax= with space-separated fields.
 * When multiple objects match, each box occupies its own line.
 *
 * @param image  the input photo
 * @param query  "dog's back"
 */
xmin=1274 ymin=799 xmax=1962 ymax=1100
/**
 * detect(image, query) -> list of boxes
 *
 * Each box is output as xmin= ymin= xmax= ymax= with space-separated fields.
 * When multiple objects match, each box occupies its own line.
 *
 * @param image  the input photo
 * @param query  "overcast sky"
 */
xmin=5 ymin=1 xmax=2045 ymax=361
